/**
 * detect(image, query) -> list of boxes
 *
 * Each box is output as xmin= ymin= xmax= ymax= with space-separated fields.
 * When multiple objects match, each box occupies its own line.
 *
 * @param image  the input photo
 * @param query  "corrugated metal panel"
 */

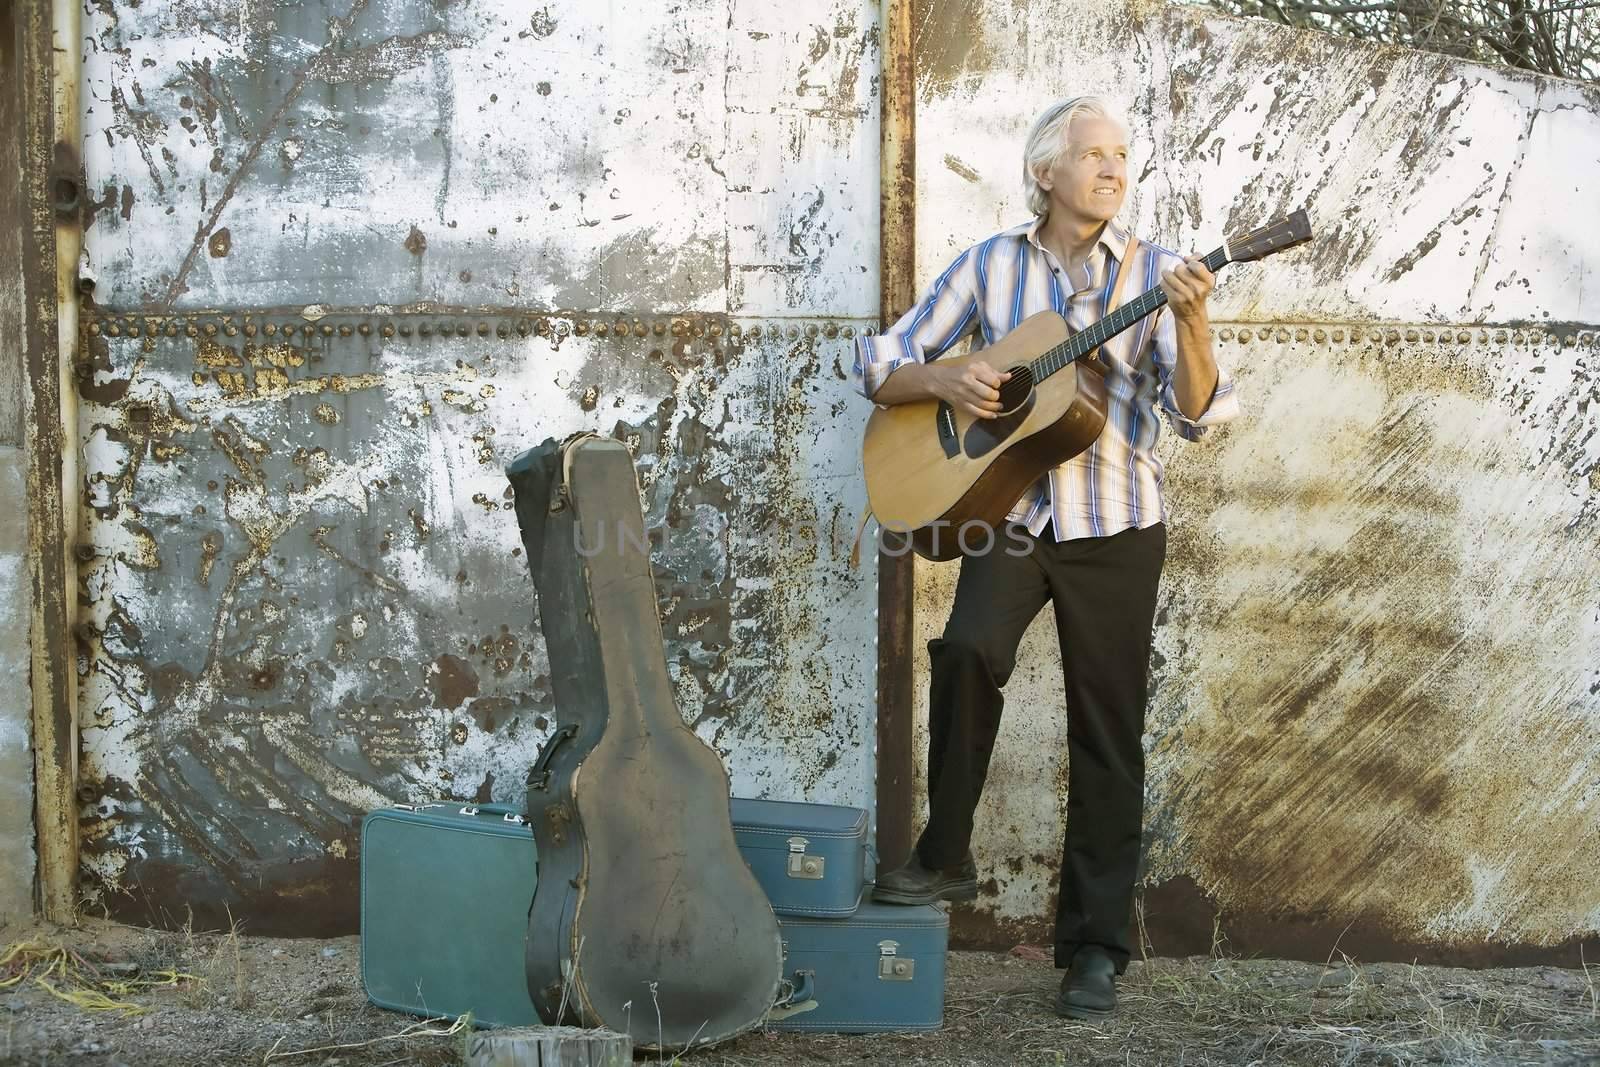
xmin=913 ymin=0 xmax=1599 ymax=959
xmin=75 ymin=0 xmax=883 ymax=934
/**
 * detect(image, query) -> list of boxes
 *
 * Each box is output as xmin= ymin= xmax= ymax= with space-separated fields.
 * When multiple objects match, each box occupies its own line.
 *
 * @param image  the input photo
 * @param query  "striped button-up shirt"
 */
xmin=852 ymin=218 xmax=1239 ymax=541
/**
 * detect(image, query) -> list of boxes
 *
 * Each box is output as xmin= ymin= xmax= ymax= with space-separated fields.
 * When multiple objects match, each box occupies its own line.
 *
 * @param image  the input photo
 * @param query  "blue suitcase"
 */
xmin=769 ymin=900 xmax=948 ymax=1032
xmin=359 ymin=802 xmax=539 ymax=1027
xmin=730 ymin=797 xmax=870 ymax=917
xmin=360 ymin=797 xmax=906 ymax=1032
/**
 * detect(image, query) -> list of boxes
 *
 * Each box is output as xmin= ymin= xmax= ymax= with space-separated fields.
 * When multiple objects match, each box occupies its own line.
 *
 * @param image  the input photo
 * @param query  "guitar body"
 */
xmin=506 ymin=434 xmax=782 ymax=1049
xmin=862 ymin=311 xmax=1108 ymax=561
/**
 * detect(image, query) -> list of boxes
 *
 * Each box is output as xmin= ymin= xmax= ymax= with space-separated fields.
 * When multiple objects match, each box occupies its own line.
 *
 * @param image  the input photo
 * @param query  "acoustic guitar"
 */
xmin=861 ymin=210 xmax=1312 ymax=560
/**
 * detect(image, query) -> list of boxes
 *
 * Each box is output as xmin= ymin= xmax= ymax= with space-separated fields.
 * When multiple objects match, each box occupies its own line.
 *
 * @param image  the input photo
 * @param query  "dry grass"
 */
xmin=0 ymin=933 xmax=200 ymax=1017
xmin=128 ymin=906 xmax=255 ymax=1012
xmin=2 ymin=914 xmax=1598 ymax=1066
xmin=906 ymin=930 xmax=1600 ymax=1067
xmin=724 ymin=911 xmax=1600 ymax=1067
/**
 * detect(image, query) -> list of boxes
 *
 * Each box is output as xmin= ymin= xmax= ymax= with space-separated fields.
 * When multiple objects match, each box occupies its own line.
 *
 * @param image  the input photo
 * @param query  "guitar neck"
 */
xmin=1031 ymin=244 xmax=1229 ymax=381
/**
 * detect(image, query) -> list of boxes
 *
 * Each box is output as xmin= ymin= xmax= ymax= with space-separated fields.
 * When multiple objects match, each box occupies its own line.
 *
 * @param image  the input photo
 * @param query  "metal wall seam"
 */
xmin=24 ymin=0 xmax=78 ymax=923
xmin=874 ymin=0 xmax=917 ymax=874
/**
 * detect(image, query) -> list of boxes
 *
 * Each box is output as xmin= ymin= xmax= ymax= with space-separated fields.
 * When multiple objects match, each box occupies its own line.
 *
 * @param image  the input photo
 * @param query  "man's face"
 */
xmin=1038 ymin=115 xmax=1129 ymax=226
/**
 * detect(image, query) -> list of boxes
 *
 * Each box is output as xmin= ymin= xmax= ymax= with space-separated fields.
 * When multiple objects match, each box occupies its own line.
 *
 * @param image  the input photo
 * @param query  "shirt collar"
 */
xmin=1020 ymin=216 xmax=1130 ymax=265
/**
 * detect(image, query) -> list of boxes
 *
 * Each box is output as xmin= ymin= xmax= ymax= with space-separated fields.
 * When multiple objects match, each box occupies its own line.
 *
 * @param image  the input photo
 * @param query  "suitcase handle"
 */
xmin=456 ymin=802 xmax=528 ymax=823
xmin=527 ymin=723 xmax=580 ymax=792
xmin=775 ymin=969 xmax=815 ymax=1010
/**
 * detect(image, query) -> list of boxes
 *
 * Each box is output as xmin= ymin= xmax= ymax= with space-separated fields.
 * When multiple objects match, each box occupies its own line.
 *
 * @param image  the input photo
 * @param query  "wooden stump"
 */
xmin=463 ymin=1025 xmax=633 ymax=1067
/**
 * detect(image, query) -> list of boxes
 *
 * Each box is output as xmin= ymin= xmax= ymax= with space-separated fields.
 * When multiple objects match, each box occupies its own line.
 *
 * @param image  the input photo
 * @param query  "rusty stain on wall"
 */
xmin=912 ymin=0 xmax=1600 ymax=962
xmin=74 ymin=0 xmax=883 ymax=935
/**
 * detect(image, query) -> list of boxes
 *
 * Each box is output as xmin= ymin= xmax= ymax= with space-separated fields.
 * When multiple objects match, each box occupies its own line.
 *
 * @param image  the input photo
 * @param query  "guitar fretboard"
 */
xmin=1029 ymin=246 xmax=1229 ymax=381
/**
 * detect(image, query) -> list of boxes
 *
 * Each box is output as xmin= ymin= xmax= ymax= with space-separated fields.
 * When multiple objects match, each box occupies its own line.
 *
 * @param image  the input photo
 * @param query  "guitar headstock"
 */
xmin=1225 ymin=209 xmax=1312 ymax=264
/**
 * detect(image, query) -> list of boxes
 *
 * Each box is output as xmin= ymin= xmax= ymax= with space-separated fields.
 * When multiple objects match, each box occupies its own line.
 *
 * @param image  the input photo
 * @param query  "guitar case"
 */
xmin=506 ymin=433 xmax=783 ymax=1048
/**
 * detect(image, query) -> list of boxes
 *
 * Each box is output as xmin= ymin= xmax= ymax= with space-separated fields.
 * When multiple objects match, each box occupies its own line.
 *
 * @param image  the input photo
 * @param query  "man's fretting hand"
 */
xmin=1160 ymin=256 xmax=1215 ymax=322
xmin=932 ymin=360 xmax=1012 ymax=420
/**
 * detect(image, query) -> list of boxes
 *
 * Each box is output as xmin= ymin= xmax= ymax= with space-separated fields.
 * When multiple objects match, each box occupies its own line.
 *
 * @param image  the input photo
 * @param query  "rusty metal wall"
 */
xmin=9 ymin=0 xmax=79 ymax=925
xmin=913 ymin=0 xmax=1600 ymax=962
xmin=74 ymin=0 xmax=883 ymax=934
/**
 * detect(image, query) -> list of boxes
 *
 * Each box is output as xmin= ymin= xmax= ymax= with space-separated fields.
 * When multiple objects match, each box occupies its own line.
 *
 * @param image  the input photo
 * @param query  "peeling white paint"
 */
xmin=79 ymin=0 xmax=879 ymax=318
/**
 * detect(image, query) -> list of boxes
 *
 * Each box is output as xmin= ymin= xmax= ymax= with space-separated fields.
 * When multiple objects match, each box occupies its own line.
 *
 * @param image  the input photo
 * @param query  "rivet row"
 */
xmin=85 ymin=316 xmax=868 ymax=342
xmin=1213 ymin=325 xmax=1594 ymax=348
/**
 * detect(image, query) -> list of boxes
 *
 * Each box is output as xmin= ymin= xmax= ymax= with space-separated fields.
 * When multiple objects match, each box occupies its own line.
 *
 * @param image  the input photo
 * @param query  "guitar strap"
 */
xmin=847 ymin=231 xmax=1142 ymax=569
xmin=1099 ymin=233 xmax=1140 ymax=365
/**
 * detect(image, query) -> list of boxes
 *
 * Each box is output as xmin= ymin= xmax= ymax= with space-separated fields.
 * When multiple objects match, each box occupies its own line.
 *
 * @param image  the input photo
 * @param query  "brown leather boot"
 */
xmin=870 ymin=851 xmax=978 ymax=905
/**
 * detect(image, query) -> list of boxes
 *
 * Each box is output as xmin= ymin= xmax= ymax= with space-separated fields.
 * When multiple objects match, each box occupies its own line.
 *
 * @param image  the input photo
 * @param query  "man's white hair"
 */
xmin=1022 ymin=96 xmax=1129 ymax=216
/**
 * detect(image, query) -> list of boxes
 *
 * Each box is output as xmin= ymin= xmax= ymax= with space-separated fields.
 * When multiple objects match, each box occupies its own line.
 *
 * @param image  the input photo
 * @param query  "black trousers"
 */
xmin=914 ymin=521 xmax=1167 ymax=974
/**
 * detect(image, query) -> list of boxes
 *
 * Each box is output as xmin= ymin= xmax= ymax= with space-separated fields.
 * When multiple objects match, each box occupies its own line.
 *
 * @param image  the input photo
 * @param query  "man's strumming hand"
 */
xmin=930 ymin=360 xmax=1012 ymax=420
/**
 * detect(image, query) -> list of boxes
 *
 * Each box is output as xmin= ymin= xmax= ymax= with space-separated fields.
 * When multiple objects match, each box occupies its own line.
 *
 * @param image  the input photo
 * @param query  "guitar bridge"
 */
xmin=935 ymin=402 xmax=959 ymax=459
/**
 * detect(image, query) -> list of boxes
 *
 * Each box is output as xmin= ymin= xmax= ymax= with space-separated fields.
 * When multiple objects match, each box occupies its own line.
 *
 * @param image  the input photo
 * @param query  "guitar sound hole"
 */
xmin=996 ymin=366 xmax=1035 ymax=415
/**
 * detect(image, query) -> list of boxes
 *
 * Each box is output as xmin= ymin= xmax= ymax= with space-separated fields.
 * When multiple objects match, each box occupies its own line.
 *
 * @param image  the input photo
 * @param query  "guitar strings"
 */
xmin=1029 ymin=246 xmax=1219 ymax=380
xmin=1024 ymin=215 xmax=1301 ymax=382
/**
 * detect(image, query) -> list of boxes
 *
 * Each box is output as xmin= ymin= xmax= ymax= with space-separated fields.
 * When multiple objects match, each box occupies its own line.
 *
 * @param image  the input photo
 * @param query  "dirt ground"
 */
xmin=2 ymin=917 xmax=1597 ymax=1066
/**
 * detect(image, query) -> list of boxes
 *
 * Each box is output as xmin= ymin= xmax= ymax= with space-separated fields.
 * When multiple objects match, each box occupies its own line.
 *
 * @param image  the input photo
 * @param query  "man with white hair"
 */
xmin=852 ymin=96 xmax=1238 ymax=1019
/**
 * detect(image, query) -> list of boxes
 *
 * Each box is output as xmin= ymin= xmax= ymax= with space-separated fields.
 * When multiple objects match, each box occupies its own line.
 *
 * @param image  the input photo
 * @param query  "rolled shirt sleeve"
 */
xmin=851 ymin=247 xmax=982 ymax=401
xmin=1151 ymin=304 xmax=1240 ymax=441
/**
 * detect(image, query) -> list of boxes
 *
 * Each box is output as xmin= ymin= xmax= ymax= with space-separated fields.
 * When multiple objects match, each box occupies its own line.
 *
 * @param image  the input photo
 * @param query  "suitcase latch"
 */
xmin=877 ymin=939 xmax=915 ymax=981
xmin=786 ymin=837 xmax=825 ymax=880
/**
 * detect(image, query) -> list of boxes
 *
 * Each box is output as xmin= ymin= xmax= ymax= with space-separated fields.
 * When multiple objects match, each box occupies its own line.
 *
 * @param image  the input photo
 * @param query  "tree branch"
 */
xmin=1198 ymin=0 xmax=1598 ymax=80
